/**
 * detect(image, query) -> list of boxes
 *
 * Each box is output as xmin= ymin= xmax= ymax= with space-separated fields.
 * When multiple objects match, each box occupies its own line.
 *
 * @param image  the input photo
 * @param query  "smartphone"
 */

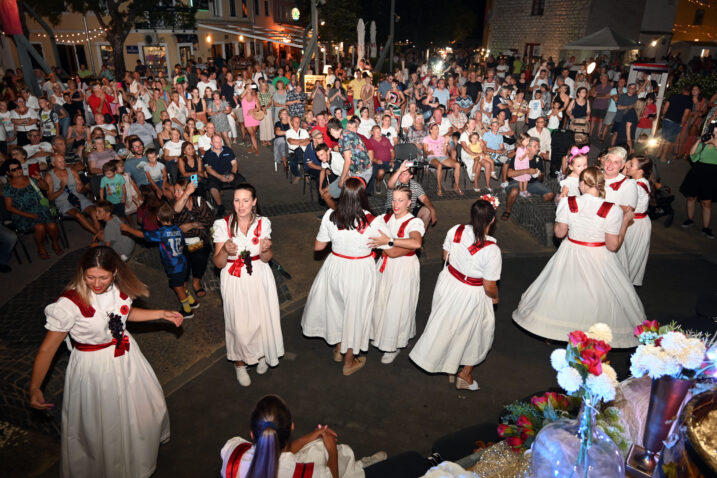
xmin=251 ymin=84 xmax=258 ymax=90
xmin=190 ymin=174 xmax=199 ymax=186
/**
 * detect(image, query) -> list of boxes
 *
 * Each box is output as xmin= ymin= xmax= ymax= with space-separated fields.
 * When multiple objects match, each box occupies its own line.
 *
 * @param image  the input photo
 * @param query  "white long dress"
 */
xmin=409 ymin=226 xmax=502 ymax=374
xmin=512 ymin=195 xmax=645 ymax=348
xmin=220 ymin=436 xmax=364 ymax=478
xmin=605 ymin=174 xmax=638 ymax=274
xmin=301 ymin=209 xmax=390 ymax=354
xmin=624 ymin=178 xmax=651 ymax=286
xmin=371 ymin=212 xmax=426 ymax=352
xmin=213 ymin=216 xmax=284 ymax=365
xmin=44 ymin=287 xmax=170 ymax=478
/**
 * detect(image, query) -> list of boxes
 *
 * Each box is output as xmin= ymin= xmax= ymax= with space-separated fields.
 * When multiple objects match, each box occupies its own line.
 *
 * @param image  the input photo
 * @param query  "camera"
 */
xmin=404 ymin=161 xmax=418 ymax=168
xmin=702 ymin=132 xmax=714 ymax=143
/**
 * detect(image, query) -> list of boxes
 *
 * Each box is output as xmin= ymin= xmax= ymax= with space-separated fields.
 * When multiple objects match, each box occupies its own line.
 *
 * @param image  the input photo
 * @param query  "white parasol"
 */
xmin=357 ymin=19 xmax=365 ymax=66
xmin=370 ymin=20 xmax=377 ymax=58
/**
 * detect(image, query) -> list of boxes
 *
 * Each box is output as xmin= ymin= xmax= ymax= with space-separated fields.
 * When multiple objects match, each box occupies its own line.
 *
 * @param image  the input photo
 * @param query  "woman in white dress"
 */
xmin=624 ymin=155 xmax=652 ymax=286
xmin=213 ymin=184 xmax=283 ymax=387
xmin=512 ymin=167 xmax=645 ymax=348
xmin=409 ymin=200 xmax=501 ymax=391
xmin=29 ymin=246 xmax=183 ymax=478
xmin=301 ymin=178 xmax=390 ymax=376
xmin=220 ymin=394 xmax=372 ymax=478
xmin=367 ymin=186 xmax=425 ymax=364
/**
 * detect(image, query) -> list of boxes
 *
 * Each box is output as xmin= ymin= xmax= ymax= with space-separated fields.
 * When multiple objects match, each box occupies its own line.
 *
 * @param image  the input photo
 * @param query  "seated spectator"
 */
xmin=162 ymin=127 xmax=184 ymax=182
xmin=385 ymin=160 xmax=438 ymax=229
xmin=91 ymin=113 xmax=118 ymax=148
xmin=178 ymin=141 xmax=206 ymax=185
xmin=127 ymin=111 xmax=157 ymax=148
xmin=2 ymin=158 xmax=61 ymax=259
xmin=220 ymin=394 xmax=382 ymax=478
xmin=143 ymin=148 xmax=173 ymax=201
xmin=379 ymin=115 xmax=398 ymax=146
xmin=88 ymin=137 xmax=120 ymax=199
xmin=197 ymin=121 xmax=216 ymax=157
xmin=183 ymin=118 xmax=203 ymax=150
xmin=9 ymin=146 xmax=46 ymax=177
xmin=286 ymin=115 xmax=310 ymax=183
xmin=45 ymin=154 xmax=99 ymax=234
xmin=483 ymin=118 xmax=511 ymax=187
xmin=66 ymin=114 xmax=90 ymax=158
xmin=203 ymin=134 xmax=244 ymax=215
xmin=92 ymin=200 xmax=134 ymax=261
xmin=157 ymin=119 xmax=174 ymax=149
xmin=446 ymin=103 xmax=468 ymax=134
xmin=501 ymin=137 xmax=554 ymax=221
xmin=357 ymin=107 xmax=377 ymax=138
xmin=368 ymin=125 xmax=395 ymax=188
xmin=422 ymin=123 xmax=462 ymax=196
xmin=526 ymin=115 xmax=552 ymax=165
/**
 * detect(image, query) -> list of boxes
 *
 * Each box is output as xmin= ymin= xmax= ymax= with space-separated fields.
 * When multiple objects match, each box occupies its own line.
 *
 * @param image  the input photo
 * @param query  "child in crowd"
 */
xmin=513 ymin=133 xmax=532 ymax=197
xmin=121 ymin=203 xmax=198 ymax=319
xmin=38 ymin=97 xmax=59 ymax=143
xmin=99 ymin=160 xmax=127 ymax=218
xmin=117 ymin=160 xmax=141 ymax=226
xmin=527 ymin=91 xmax=543 ymax=129
xmin=469 ymin=132 xmax=492 ymax=193
xmin=137 ymin=184 xmax=161 ymax=232
xmin=142 ymin=148 xmax=171 ymax=200
xmin=547 ymin=102 xmax=562 ymax=131
xmin=560 ymin=151 xmax=589 ymax=198
xmin=92 ymin=200 xmax=135 ymax=261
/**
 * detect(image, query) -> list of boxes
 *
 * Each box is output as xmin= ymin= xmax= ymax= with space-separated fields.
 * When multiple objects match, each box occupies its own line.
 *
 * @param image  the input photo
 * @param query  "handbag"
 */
xmin=29 ymin=178 xmax=57 ymax=216
xmin=251 ymin=108 xmax=265 ymax=121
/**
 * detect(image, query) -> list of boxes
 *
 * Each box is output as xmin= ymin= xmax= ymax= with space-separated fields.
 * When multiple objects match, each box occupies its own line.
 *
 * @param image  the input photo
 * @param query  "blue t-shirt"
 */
xmin=483 ymin=131 xmax=504 ymax=151
xmin=143 ymin=225 xmax=188 ymax=275
xmin=203 ymin=146 xmax=236 ymax=175
xmin=432 ymin=88 xmax=450 ymax=108
xmin=304 ymin=143 xmax=322 ymax=168
xmin=100 ymin=175 xmax=126 ymax=204
xmin=125 ymin=156 xmax=150 ymax=186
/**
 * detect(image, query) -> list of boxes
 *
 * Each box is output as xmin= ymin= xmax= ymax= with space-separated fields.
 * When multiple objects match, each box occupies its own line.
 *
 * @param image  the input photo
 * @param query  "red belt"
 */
xmin=331 ymin=251 xmax=373 ymax=260
xmin=72 ymin=335 xmax=130 ymax=358
xmin=227 ymin=255 xmax=261 ymax=277
xmin=634 ymin=212 xmax=648 ymax=219
xmin=379 ymin=251 xmax=416 ymax=273
xmin=447 ymin=264 xmax=484 ymax=286
xmin=568 ymin=238 xmax=606 ymax=247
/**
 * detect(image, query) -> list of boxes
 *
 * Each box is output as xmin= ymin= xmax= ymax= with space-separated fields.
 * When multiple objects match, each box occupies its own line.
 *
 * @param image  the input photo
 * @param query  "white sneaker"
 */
xmin=360 ymin=451 xmax=388 ymax=468
xmin=256 ymin=357 xmax=269 ymax=375
xmin=381 ymin=350 xmax=401 ymax=364
xmin=490 ymin=171 xmax=498 ymax=180
xmin=235 ymin=365 xmax=251 ymax=386
xmin=500 ymin=181 xmax=509 ymax=189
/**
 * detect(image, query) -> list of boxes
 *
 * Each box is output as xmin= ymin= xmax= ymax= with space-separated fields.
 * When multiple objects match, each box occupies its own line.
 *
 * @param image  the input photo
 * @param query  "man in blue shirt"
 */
xmin=377 ymin=74 xmax=393 ymax=100
xmin=432 ymin=78 xmax=450 ymax=108
xmin=124 ymin=137 xmax=150 ymax=187
xmin=203 ymin=135 xmax=244 ymax=215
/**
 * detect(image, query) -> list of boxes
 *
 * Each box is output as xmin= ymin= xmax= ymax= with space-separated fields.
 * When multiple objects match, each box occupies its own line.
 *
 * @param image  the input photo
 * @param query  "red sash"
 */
xmin=608 ymin=176 xmax=627 ymax=191
xmin=568 ymin=196 xmax=578 ymax=213
xmin=227 ymin=255 xmax=261 ymax=277
xmin=637 ymin=181 xmax=650 ymax=195
xmin=447 ymin=264 xmax=484 ymax=286
xmin=332 ymin=251 xmax=373 ymax=260
xmin=453 ymin=225 xmax=495 ymax=255
xmin=224 ymin=442 xmax=314 ymax=478
xmin=58 ymin=290 xmax=95 ymax=317
xmin=72 ymin=335 xmax=130 ymax=357
xmin=597 ymin=202 xmax=614 ymax=218
xmin=634 ymin=212 xmax=648 ymax=219
xmin=568 ymin=238 xmax=606 ymax=247
xmin=225 ymin=216 xmax=263 ymax=245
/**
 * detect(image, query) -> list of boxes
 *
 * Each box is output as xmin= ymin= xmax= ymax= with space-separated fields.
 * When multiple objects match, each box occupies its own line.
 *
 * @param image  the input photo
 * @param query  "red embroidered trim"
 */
xmin=568 ymin=196 xmax=578 ymax=213
xmin=225 ymin=442 xmax=252 ymax=478
xmin=453 ymin=224 xmax=466 ymax=243
xmin=119 ymin=291 xmax=128 ymax=300
xmin=467 ymin=240 xmax=496 ymax=255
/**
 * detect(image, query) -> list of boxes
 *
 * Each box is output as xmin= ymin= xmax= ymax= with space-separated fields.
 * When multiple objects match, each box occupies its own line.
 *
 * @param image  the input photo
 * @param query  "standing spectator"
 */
xmin=240 ymin=85 xmax=261 ymax=155
xmin=272 ymin=80 xmax=288 ymax=122
xmin=658 ymin=86 xmax=692 ymax=163
xmin=257 ymin=80 xmax=275 ymax=146
xmin=680 ymin=122 xmax=717 ymax=239
xmin=206 ymin=90 xmax=232 ymax=148
xmin=285 ymin=83 xmax=307 ymax=121
xmin=10 ymin=96 xmax=39 ymax=146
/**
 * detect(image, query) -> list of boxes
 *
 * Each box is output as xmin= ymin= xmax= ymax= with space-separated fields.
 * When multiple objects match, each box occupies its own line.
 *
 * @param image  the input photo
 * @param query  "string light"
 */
xmin=31 ymin=28 xmax=108 ymax=42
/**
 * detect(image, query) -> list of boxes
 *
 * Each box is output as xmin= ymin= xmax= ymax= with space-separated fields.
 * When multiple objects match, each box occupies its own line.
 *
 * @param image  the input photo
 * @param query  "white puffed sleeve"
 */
xmin=44 ymin=298 xmax=79 ymax=332
xmin=555 ymin=197 xmax=570 ymax=224
xmin=213 ymin=217 xmax=229 ymax=244
xmin=259 ymin=217 xmax=272 ymax=239
xmin=603 ymin=204 xmax=623 ymax=236
xmin=219 ymin=436 xmax=251 ymax=478
xmin=316 ymin=209 xmax=333 ymax=243
xmin=481 ymin=244 xmax=503 ymax=282
xmin=443 ymin=225 xmax=460 ymax=252
xmin=404 ymin=217 xmax=426 ymax=237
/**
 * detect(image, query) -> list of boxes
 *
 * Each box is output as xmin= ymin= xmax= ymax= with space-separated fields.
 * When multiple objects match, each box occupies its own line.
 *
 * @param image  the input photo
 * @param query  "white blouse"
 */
xmin=443 ymin=226 xmax=502 ymax=281
xmin=556 ymin=194 xmax=623 ymax=243
xmin=316 ymin=209 xmax=390 ymax=256
xmin=213 ymin=216 xmax=272 ymax=262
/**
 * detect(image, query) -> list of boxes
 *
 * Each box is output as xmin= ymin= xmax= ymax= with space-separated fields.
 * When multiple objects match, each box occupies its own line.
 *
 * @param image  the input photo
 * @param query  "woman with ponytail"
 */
xmin=410 ymin=199 xmax=502 ymax=391
xmin=513 ymin=167 xmax=645 ymax=347
xmin=213 ymin=184 xmax=284 ymax=387
xmin=220 ymin=395 xmax=370 ymax=478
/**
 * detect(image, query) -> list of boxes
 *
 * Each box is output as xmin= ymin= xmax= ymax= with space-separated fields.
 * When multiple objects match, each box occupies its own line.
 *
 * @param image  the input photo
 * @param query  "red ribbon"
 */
xmin=447 ymin=264 xmax=484 ymax=286
xmin=72 ymin=335 xmax=130 ymax=358
xmin=568 ymin=238 xmax=606 ymax=247
xmin=252 ymin=218 xmax=262 ymax=245
xmin=609 ymin=176 xmax=627 ymax=191
xmin=634 ymin=212 xmax=648 ymax=219
xmin=331 ymin=251 xmax=373 ymax=260
xmin=379 ymin=251 xmax=416 ymax=273
xmin=227 ymin=255 xmax=260 ymax=277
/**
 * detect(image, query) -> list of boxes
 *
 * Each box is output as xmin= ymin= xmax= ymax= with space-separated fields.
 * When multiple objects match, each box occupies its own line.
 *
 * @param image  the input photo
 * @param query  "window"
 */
xmin=264 ymin=0 xmax=269 ymax=16
xmin=531 ymin=0 xmax=545 ymax=16
xmin=693 ymin=9 xmax=705 ymax=26
xmin=209 ymin=0 xmax=222 ymax=16
xmin=254 ymin=0 xmax=259 ymax=17
xmin=242 ymin=0 xmax=248 ymax=18
xmin=229 ymin=0 xmax=236 ymax=17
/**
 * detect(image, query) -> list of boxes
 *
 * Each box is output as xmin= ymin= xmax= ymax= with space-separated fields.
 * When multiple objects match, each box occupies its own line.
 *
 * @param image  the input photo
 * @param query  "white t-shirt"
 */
xmin=401 ymin=113 xmax=415 ymax=130
xmin=547 ymin=112 xmax=562 ymax=129
xmin=162 ymin=140 xmax=184 ymax=159
xmin=357 ymin=118 xmax=377 ymax=138
xmin=141 ymin=161 xmax=165 ymax=183
xmin=10 ymin=109 xmax=39 ymax=132
xmin=133 ymin=98 xmax=152 ymax=119
xmin=24 ymin=142 xmax=53 ymax=158
xmin=380 ymin=126 xmax=398 ymax=144
xmin=0 ymin=111 xmax=15 ymax=139
xmin=93 ymin=124 xmax=118 ymax=145
xmin=433 ymin=118 xmax=452 ymax=137
xmin=528 ymin=99 xmax=543 ymax=119
xmin=197 ymin=134 xmax=213 ymax=153
xmin=197 ymin=80 xmax=218 ymax=98
xmin=285 ymin=127 xmax=309 ymax=152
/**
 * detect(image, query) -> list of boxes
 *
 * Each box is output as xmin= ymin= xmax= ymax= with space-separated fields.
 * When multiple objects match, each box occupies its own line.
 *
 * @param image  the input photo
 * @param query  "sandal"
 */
xmin=195 ymin=288 xmax=207 ymax=298
xmin=38 ymin=250 xmax=50 ymax=260
xmin=436 ymin=190 xmax=443 ymax=197
xmin=343 ymin=356 xmax=366 ymax=376
xmin=456 ymin=376 xmax=480 ymax=391
xmin=501 ymin=211 xmax=511 ymax=221
xmin=456 ymin=188 xmax=464 ymax=196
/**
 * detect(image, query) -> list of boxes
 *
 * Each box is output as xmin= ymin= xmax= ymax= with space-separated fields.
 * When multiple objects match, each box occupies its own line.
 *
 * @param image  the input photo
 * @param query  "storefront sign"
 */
xmin=126 ymin=45 xmax=139 ymax=54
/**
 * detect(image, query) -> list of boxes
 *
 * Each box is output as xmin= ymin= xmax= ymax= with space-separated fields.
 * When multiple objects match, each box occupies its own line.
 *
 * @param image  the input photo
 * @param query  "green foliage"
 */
xmin=668 ymin=74 xmax=717 ymax=101
xmin=503 ymin=400 xmax=543 ymax=429
xmin=597 ymin=407 xmax=630 ymax=455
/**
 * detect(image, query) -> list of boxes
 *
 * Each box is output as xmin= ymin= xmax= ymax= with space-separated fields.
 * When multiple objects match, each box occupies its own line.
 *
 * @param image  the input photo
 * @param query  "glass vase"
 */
xmin=531 ymin=399 xmax=625 ymax=478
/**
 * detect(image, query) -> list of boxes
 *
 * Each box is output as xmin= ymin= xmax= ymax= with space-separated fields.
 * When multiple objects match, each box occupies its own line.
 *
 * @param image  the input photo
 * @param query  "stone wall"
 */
xmin=487 ymin=0 xmax=592 ymax=59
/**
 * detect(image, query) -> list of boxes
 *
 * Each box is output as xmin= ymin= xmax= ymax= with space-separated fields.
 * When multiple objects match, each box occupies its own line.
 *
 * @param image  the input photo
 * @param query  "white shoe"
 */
xmin=381 ymin=350 xmax=400 ymax=364
xmin=235 ymin=365 xmax=251 ymax=386
xmin=500 ymin=181 xmax=509 ymax=189
xmin=360 ymin=451 xmax=388 ymax=468
xmin=256 ymin=357 xmax=269 ymax=375
xmin=490 ymin=171 xmax=498 ymax=180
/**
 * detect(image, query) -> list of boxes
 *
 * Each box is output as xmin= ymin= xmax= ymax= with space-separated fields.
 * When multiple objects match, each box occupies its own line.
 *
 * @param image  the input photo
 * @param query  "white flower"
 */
xmin=557 ymin=367 xmax=583 ymax=393
xmin=630 ymin=344 xmax=681 ymax=379
xmin=676 ymin=338 xmax=706 ymax=370
xmin=601 ymin=363 xmax=618 ymax=383
xmin=660 ymin=331 xmax=689 ymax=355
xmin=550 ymin=349 xmax=569 ymax=371
xmin=586 ymin=372 xmax=617 ymax=402
xmin=587 ymin=323 xmax=613 ymax=344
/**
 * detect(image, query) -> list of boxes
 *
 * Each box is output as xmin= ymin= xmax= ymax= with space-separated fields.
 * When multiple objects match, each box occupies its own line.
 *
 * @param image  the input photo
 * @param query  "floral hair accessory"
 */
xmin=480 ymin=194 xmax=500 ymax=210
xmin=350 ymin=176 xmax=367 ymax=188
xmin=569 ymin=145 xmax=590 ymax=164
xmin=120 ymin=305 xmax=129 ymax=315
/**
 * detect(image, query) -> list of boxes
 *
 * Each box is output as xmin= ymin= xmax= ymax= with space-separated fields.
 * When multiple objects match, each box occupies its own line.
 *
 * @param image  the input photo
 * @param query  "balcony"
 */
xmin=134 ymin=6 xmax=197 ymax=31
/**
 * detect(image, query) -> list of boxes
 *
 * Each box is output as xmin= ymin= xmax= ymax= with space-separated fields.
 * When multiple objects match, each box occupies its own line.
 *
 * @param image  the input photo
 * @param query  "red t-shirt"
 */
xmin=310 ymin=124 xmax=337 ymax=148
xmin=637 ymin=103 xmax=656 ymax=129
xmin=88 ymin=93 xmax=115 ymax=120
xmin=368 ymin=136 xmax=394 ymax=163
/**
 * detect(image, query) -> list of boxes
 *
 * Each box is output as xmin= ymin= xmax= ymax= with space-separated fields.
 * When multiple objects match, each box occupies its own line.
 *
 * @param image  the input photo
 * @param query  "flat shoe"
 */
xmin=343 ymin=357 xmax=366 ymax=376
xmin=381 ymin=350 xmax=400 ymax=364
xmin=456 ymin=376 xmax=479 ymax=391
xmin=256 ymin=357 xmax=269 ymax=375
xmin=333 ymin=349 xmax=343 ymax=363
xmin=359 ymin=451 xmax=388 ymax=467
xmin=235 ymin=365 xmax=251 ymax=386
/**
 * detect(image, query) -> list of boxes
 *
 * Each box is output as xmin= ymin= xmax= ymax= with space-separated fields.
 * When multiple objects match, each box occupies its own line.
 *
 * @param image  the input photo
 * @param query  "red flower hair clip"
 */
xmin=120 ymin=305 xmax=129 ymax=315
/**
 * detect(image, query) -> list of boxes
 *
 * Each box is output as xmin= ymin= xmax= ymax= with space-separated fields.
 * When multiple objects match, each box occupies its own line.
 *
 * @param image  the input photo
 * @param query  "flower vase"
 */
xmin=531 ymin=400 xmax=625 ymax=478
xmin=630 ymin=376 xmax=693 ymax=474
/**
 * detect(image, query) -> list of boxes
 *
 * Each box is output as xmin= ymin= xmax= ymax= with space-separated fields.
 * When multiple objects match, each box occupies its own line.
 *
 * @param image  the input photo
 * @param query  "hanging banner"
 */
xmin=0 ymin=0 xmax=23 ymax=35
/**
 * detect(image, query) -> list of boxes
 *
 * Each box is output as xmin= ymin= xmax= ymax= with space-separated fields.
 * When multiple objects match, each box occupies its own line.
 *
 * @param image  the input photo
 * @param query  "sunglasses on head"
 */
xmin=8 ymin=167 xmax=21 ymax=172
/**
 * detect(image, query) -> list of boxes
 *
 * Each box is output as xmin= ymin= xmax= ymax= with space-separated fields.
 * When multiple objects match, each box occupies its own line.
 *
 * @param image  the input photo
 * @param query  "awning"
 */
xmin=197 ymin=23 xmax=304 ymax=48
xmin=562 ymin=27 xmax=641 ymax=51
